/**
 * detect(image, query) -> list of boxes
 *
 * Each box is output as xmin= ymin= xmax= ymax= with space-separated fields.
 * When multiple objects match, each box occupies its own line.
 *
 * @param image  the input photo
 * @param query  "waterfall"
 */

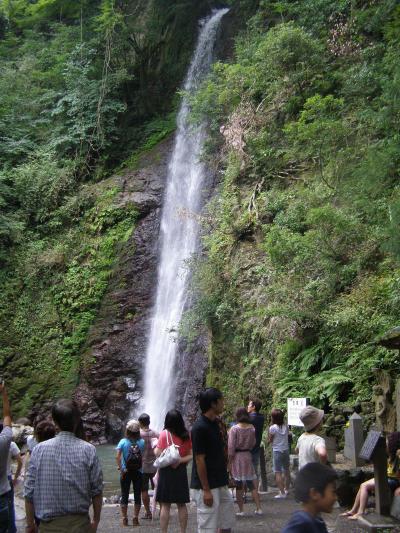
xmin=139 ymin=8 xmax=229 ymax=430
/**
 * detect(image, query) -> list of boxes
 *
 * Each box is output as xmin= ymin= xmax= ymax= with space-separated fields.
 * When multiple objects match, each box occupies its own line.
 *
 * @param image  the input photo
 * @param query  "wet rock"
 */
xmin=120 ymin=192 xmax=160 ymax=214
xmin=74 ymin=383 xmax=107 ymax=444
xmin=12 ymin=424 xmax=33 ymax=447
xmin=15 ymin=417 xmax=31 ymax=426
xmin=376 ymin=326 xmax=400 ymax=350
xmin=103 ymin=495 xmax=120 ymax=504
xmin=335 ymin=469 xmax=373 ymax=507
xmin=106 ymin=414 xmax=124 ymax=442
xmin=73 ymin=138 xmax=173 ymax=442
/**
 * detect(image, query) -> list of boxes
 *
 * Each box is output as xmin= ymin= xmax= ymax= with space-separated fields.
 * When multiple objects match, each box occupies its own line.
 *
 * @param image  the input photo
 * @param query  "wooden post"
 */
xmin=373 ymin=436 xmax=392 ymax=516
xmin=259 ymin=445 xmax=268 ymax=492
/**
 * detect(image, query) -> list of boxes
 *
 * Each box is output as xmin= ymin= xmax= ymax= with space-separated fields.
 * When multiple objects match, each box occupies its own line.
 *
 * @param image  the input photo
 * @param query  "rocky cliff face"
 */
xmin=72 ymin=8 xmax=248 ymax=442
xmin=74 ymin=138 xmax=172 ymax=443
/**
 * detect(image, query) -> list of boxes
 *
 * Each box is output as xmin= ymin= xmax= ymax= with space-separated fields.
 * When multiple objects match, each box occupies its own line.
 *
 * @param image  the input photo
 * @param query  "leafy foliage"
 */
xmin=185 ymin=0 xmax=400 ymax=414
xmin=0 ymin=0 xmax=209 ymax=416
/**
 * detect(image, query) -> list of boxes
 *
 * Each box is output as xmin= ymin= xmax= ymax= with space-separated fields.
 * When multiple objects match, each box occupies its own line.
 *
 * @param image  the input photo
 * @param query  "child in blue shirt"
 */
xmin=116 ymin=419 xmax=145 ymax=527
xmin=281 ymin=462 xmax=337 ymax=533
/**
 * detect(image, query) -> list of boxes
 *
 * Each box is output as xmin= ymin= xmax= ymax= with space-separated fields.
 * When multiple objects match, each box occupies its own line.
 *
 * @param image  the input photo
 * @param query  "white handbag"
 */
xmin=153 ymin=431 xmax=180 ymax=469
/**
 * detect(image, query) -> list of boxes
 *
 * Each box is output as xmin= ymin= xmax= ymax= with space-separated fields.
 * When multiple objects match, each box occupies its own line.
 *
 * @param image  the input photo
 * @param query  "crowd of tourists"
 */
xmin=1 ymin=381 xmax=398 ymax=532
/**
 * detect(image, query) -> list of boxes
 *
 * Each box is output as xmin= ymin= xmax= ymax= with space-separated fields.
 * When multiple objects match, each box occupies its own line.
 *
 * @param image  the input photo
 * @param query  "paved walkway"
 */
xmin=94 ymin=491 xmax=393 ymax=532
xmin=16 ymin=491 xmax=400 ymax=532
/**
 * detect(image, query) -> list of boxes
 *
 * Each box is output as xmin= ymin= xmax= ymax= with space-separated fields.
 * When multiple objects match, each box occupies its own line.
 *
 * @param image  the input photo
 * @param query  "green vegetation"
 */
xmin=2 ymin=0 xmax=400 ymax=421
xmin=186 ymin=0 xmax=400 ymax=414
xmin=0 ymin=0 xmax=212 ymax=416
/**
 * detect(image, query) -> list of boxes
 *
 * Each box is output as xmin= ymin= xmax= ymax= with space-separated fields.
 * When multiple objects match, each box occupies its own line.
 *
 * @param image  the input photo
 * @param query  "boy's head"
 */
xmin=295 ymin=463 xmax=337 ymax=513
xmin=138 ymin=413 xmax=150 ymax=428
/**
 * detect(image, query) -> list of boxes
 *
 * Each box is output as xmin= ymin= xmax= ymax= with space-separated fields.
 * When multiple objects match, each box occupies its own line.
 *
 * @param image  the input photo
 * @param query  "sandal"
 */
xmin=121 ymin=517 xmax=128 ymax=527
xmin=132 ymin=517 xmax=139 ymax=527
xmin=143 ymin=512 xmax=152 ymax=520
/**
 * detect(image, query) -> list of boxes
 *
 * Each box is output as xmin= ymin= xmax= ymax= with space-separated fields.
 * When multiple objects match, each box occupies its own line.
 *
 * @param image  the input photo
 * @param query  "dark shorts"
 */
xmin=273 ymin=450 xmax=290 ymax=473
xmin=388 ymin=478 xmax=400 ymax=492
xmin=141 ymin=472 xmax=155 ymax=491
xmin=235 ymin=480 xmax=255 ymax=491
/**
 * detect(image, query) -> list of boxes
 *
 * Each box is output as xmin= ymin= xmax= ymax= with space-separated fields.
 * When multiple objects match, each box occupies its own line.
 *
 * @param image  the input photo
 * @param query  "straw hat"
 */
xmin=299 ymin=405 xmax=324 ymax=432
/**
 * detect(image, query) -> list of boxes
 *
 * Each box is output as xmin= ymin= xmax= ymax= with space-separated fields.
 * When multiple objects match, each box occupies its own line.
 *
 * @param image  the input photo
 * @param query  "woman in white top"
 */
xmin=295 ymin=405 xmax=327 ymax=469
xmin=268 ymin=408 xmax=290 ymax=498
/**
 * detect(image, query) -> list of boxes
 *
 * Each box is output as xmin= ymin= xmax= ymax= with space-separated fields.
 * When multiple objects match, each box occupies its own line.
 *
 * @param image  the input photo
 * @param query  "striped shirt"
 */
xmin=24 ymin=431 xmax=103 ymax=521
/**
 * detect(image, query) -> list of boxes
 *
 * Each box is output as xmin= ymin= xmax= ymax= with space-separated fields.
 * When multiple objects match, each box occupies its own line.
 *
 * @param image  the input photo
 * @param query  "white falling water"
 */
xmin=140 ymin=8 xmax=229 ymax=430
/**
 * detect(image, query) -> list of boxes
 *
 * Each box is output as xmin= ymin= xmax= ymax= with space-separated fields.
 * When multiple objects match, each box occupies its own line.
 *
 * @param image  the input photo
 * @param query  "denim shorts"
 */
xmin=273 ymin=450 xmax=290 ymax=473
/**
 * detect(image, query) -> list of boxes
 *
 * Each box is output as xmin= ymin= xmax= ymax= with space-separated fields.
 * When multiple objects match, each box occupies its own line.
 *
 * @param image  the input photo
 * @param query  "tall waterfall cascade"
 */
xmin=139 ymin=8 xmax=229 ymax=430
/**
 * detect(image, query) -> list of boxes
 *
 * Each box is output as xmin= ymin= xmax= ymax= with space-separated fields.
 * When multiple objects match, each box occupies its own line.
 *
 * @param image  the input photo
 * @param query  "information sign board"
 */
xmin=359 ymin=430 xmax=382 ymax=461
xmin=287 ymin=397 xmax=310 ymax=427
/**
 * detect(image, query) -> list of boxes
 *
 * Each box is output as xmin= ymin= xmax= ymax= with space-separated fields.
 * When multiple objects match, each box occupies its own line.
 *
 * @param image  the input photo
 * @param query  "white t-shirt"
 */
xmin=269 ymin=424 xmax=289 ymax=452
xmin=7 ymin=442 xmax=20 ymax=476
xmin=297 ymin=433 xmax=326 ymax=469
xmin=27 ymin=435 xmax=37 ymax=452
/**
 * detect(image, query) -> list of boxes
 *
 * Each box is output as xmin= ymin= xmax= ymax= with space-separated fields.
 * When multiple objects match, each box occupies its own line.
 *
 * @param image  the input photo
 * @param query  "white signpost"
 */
xmin=287 ymin=397 xmax=310 ymax=427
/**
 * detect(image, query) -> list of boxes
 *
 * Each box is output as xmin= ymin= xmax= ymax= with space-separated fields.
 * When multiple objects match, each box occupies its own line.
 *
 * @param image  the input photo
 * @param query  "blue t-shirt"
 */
xmin=281 ymin=511 xmax=328 ymax=533
xmin=116 ymin=438 xmax=145 ymax=472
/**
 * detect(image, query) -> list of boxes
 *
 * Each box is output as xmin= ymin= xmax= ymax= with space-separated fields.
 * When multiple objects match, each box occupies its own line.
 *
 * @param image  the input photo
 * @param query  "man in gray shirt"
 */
xmin=0 ymin=383 xmax=13 ymax=533
xmin=24 ymin=399 xmax=103 ymax=533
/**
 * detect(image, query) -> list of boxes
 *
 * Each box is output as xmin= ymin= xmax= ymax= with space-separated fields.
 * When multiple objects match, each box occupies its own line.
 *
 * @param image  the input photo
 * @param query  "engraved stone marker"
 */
xmin=359 ymin=431 xmax=391 ymax=516
xmin=344 ymin=412 xmax=365 ymax=467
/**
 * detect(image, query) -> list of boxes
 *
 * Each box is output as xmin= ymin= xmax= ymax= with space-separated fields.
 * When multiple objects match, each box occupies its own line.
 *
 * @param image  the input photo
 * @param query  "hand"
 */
xmin=171 ymin=458 xmax=181 ymax=469
xmin=120 ymin=469 xmax=126 ymax=479
xmin=0 ymin=383 xmax=5 ymax=394
xmin=203 ymin=489 xmax=213 ymax=507
xmin=12 ymin=478 xmax=18 ymax=487
xmin=25 ymin=525 xmax=37 ymax=533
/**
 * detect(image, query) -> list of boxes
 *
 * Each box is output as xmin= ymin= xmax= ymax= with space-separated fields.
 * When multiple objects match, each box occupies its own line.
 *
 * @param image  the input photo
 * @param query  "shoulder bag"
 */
xmin=153 ymin=431 xmax=180 ymax=469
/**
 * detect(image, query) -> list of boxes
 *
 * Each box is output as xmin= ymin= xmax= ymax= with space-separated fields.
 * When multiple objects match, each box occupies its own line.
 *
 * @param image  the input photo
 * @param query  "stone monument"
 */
xmin=344 ymin=412 xmax=365 ymax=467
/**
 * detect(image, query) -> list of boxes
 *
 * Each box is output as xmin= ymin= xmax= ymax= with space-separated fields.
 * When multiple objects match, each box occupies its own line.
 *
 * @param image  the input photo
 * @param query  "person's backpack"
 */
xmin=125 ymin=441 xmax=142 ymax=474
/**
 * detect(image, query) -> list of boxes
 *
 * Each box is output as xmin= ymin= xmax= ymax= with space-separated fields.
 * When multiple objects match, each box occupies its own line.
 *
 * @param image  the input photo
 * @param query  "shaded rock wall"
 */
xmin=74 ymin=138 xmax=172 ymax=443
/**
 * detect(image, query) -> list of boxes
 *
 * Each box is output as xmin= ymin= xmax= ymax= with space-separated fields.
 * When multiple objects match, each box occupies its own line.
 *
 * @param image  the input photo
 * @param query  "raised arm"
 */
xmin=0 ymin=384 xmax=11 ymax=427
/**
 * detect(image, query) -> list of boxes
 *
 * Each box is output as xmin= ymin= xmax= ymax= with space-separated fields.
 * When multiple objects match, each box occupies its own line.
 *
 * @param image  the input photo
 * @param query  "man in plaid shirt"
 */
xmin=24 ymin=399 xmax=103 ymax=533
xmin=0 ymin=383 xmax=13 ymax=533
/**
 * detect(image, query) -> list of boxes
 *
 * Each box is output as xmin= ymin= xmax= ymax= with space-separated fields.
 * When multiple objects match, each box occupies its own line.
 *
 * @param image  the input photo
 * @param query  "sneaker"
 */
xmin=236 ymin=512 xmax=245 ymax=517
xmin=255 ymin=509 xmax=263 ymax=515
xmin=274 ymin=492 xmax=287 ymax=499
